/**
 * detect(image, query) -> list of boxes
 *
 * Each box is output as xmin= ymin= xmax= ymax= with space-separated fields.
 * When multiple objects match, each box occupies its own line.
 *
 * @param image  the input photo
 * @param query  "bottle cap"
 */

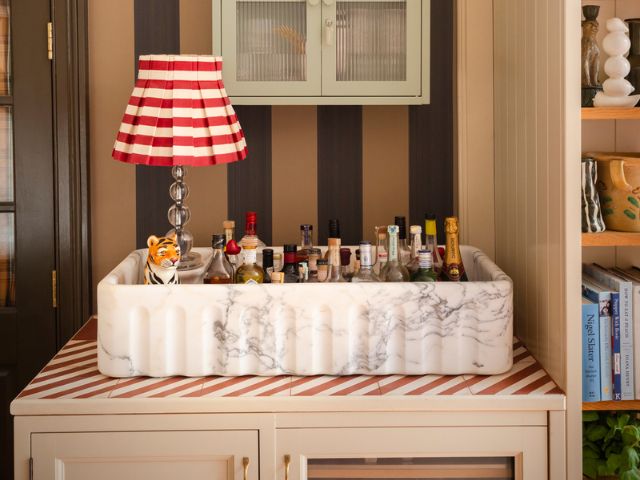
xmin=222 ymin=220 xmax=235 ymax=229
xmin=339 ymin=247 xmax=352 ymax=266
xmin=212 ymin=234 xmax=226 ymax=248
xmin=300 ymin=224 xmax=313 ymax=231
xmin=317 ymin=258 xmax=328 ymax=266
xmin=246 ymin=211 xmax=257 ymax=222
xmin=328 ymin=219 xmax=340 ymax=238
xmin=410 ymin=225 xmax=422 ymax=235
xmin=225 ymin=239 xmax=241 ymax=255
xmin=425 ymin=213 xmax=436 ymax=220
xmin=284 ymin=244 xmax=297 ymax=253
xmin=394 ymin=216 xmax=407 ymax=239
xmin=387 ymin=225 xmax=399 ymax=235
xmin=262 ymin=248 xmax=274 ymax=264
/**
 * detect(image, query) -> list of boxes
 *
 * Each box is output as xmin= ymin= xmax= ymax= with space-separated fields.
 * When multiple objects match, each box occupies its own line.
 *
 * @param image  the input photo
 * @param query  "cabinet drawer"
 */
xmin=32 ymin=430 xmax=258 ymax=480
xmin=276 ymin=426 xmax=546 ymax=480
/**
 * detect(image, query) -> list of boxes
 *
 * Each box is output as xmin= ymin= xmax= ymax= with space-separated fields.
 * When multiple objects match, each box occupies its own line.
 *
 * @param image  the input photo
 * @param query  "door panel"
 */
xmin=32 ymin=430 xmax=259 ymax=480
xmin=321 ymin=0 xmax=423 ymax=96
xmin=277 ymin=427 xmax=547 ymax=480
xmin=220 ymin=0 xmax=322 ymax=96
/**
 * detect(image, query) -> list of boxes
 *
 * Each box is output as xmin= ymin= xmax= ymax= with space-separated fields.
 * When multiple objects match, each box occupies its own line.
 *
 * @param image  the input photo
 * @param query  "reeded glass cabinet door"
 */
xmin=321 ymin=0 xmax=424 ymax=97
xmin=219 ymin=0 xmax=322 ymax=96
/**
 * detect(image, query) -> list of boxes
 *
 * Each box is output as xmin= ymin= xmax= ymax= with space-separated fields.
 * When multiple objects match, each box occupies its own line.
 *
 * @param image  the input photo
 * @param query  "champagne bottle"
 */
xmin=439 ymin=217 xmax=468 ymax=282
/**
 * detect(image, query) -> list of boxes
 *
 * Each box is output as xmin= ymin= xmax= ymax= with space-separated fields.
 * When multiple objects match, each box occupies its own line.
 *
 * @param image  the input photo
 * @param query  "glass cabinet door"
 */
xmin=321 ymin=0 xmax=424 ymax=97
xmin=219 ymin=0 xmax=322 ymax=97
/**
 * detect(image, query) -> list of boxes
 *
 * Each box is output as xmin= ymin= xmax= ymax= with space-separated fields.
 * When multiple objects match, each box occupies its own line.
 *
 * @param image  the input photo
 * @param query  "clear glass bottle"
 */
xmin=340 ymin=247 xmax=353 ymax=282
xmin=204 ymin=234 xmax=234 ymax=284
xmin=411 ymin=250 xmax=438 ymax=282
xmin=439 ymin=217 xmax=468 ymax=282
xmin=316 ymin=259 xmax=329 ymax=282
xmin=327 ymin=238 xmax=346 ymax=282
xmin=281 ymin=244 xmax=299 ymax=283
xmin=395 ymin=216 xmax=411 ymax=266
xmin=425 ymin=213 xmax=444 ymax=272
xmin=381 ymin=225 xmax=409 ymax=282
xmin=407 ymin=225 xmax=423 ymax=274
xmin=262 ymin=248 xmax=274 ymax=284
xmin=298 ymin=224 xmax=313 ymax=262
xmin=373 ymin=225 xmax=388 ymax=275
xmin=307 ymin=248 xmax=322 ymax=282
xmin=225 ymin=239 xmax=241 ymax=274
xmin=235 ymin=240 xmax=265 ymax=284
xmin=352 ymin=241 xmax=380 ymax=283
xmin=238 ymin=211 xmax=266 ymax=249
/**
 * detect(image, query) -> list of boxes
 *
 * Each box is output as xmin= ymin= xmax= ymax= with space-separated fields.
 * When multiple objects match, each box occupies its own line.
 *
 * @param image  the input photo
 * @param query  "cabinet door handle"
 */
xmin=284 ymin=454 xmax=291 ymax=480
xmin=324 ymin=19 xmax=334 ymax=46
xmin=243 ymin=457 xmax=250 ymax=480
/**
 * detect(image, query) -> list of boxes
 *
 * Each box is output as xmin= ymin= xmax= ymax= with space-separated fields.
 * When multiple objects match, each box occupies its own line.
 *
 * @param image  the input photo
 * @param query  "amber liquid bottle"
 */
xmin=439 ymin=217 xmax=468 ymax=282
xmin=204 ymin=234 xmax=234 ymax=284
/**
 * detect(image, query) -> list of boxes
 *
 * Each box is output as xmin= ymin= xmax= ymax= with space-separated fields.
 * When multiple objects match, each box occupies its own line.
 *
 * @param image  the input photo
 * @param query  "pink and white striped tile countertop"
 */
xmin=11 ymin=318 xmax=565 ymax=416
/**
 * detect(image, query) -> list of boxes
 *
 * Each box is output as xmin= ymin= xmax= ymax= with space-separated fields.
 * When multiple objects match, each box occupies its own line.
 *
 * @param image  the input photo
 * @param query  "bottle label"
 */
xmin=442 ymin=263 xmax=464 ymax=282
xmin=360 ymin=247 xmax=373 ymax=267
xmin=244 ymin=249 xmax=257 ymax=264
xmin=387 ymin=226 xmax=399 ymax=262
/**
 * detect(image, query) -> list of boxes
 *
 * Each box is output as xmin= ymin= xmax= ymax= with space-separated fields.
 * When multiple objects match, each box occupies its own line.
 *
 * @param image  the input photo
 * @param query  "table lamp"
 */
xmin=112 ymin=54 xmax=248 ymax=270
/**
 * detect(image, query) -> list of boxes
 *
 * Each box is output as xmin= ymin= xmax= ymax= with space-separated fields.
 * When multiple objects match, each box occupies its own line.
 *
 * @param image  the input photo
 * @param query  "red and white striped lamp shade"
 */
xmin=112 ymin=55 xmax=247 ymax=167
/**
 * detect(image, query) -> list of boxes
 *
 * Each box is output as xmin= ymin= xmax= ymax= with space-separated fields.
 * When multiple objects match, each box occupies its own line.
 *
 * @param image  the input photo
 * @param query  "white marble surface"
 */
xmin=97 ymin=246 xmax=513 ymax=377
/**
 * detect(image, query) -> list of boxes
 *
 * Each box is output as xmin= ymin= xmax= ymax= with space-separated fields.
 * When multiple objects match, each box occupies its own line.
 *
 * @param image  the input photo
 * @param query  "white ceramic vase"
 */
xmin=594 ymin=18 xmax=640 ymax=108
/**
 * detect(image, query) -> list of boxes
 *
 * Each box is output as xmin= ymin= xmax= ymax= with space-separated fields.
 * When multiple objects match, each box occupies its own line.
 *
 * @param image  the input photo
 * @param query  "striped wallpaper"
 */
xmin=89 ymin=0 xmax=453 ymax=293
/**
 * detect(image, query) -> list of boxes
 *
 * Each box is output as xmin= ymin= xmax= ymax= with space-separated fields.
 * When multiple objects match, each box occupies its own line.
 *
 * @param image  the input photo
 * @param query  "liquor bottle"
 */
xmin=395 ymin=216 xmax=411 ymax=266
xmin=340 ymin=248 xmax=353 ymax=282
xmin=281 ymin=244 xmax=299 ymax=283
xmin=324 ymin=219 xmax=341 ymax=259
xmin=373 ymin=226 xmax=388 ymax=275
xmin=425 ymin=213 xmax=444 ymax=272
xmin=327 ymin=237 xmax=346 ymax=282
xmin=238 ymin=211 xmax=266 ymax=249
xmin=222 ymin=220 xmax=235 ymax=249
xmin=298 ymin=260 xmax=309 ymax=283
xmin=225 ymin=239 xmax=242 ymax=274
xmin=307 ymin=248 xmax=322 ymax=282
xmin=235 ymin=239 xmax=265 ymax=284
xmin=316 ymin=259 xmax=329 ymax=282
xmin=439 ymin=217 xmax=468 ymax=282
xmin=411 ymin=250 xmax=438 ymax=282
xmin=354 ymin=249 xmax=361 ymax=274
xmin=407 ymin=225 xmax=423 ymax=274
xmin=381 ymin=225 xmax=409 ymax=282
xmin=262 ymin=248 xmax=274 ymax=284
xmin=204 ymin=234 xmax=234 ymax=284
xmin=298 ymin=224 xmax=314 ymax=261
xmin=352 ymin=241 xmax=380 ymax=283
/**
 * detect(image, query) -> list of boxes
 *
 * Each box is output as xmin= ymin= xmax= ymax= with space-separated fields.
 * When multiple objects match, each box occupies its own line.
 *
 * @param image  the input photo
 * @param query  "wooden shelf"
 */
xmin=582 ymin=232 xmax=640 ymax=247
xmin=584 ymin=400 xmax=640 ymax=411
xmin=582 ymin=107 xmax=640 ymax=120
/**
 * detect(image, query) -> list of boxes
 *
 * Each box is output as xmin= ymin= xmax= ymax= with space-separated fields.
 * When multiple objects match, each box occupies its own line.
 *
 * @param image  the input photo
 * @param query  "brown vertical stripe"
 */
xmin=272 ymin=106 xmax=318 ymax=246
xmin=179 ymin=0 xmax=227 ymax=247
xmin=362 ymin=106 xmax=409 ymax=241
xmin=409 ymin=0 xmax=454 ymax=244
xmin=228 ymin=106 xmax=273 ymax=245
xmin=134 ymin=0 xmax=181 ymax=248
xmin=89 ymin=0 xmax=135 ymax=306
xmin=317 ymin=106 xmax=363 ymax=245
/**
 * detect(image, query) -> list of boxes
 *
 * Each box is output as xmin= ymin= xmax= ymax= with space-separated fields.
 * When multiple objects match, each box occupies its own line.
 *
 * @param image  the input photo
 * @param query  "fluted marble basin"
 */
xmin=97 ymin=246 xmax=513 ymax=377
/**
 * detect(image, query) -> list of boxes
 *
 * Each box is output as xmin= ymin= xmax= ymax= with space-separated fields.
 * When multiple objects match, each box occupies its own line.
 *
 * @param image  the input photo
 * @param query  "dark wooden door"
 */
xmin=1 ymin=0 xmax=57 ymax=478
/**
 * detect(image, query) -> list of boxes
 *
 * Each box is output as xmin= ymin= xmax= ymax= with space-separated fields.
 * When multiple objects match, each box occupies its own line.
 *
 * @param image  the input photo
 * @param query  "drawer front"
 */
xmin=276 ymin=426 xmax=547 ymax=480
xmin=32 ymin=430 xmax=258 ymax=480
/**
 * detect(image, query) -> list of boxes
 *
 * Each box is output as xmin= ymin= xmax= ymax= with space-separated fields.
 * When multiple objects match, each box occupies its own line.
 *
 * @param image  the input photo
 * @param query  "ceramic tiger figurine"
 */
xmin=144 ymin=234 xmax=181 ymax=285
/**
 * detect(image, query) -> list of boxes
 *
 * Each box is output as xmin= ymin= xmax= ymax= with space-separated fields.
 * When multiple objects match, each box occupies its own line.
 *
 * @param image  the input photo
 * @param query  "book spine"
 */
xmin=612 ymin=292 xmax=622 ymax=401
xmin=583 ymin=303 xmax=601 ymax=402
xmin=619 ymin=284 xmax=635 ymax=400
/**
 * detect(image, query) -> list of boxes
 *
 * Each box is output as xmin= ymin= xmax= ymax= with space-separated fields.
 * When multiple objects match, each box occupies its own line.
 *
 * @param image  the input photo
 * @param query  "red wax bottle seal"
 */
xmin=225 ymin=239 xmax=241 ymax=255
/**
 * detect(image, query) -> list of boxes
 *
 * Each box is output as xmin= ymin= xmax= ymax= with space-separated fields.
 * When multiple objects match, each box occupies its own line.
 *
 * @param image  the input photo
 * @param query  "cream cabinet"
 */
xmin=212 ymin=0 xmax=430 ymax=104
xmin=31 ymin=430 xmax=259 ymax=480
xmin=276 ymin=425 xmax=547 ymax=479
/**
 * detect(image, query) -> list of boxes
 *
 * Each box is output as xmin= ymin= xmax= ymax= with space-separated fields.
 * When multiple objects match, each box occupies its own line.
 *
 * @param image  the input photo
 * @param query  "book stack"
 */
xmin=582 ymin=264 xmax=639 ymax=402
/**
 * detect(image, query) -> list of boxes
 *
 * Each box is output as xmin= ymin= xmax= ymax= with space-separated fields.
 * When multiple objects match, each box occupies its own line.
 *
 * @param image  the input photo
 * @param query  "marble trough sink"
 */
xmin=97 ymin=246 xmax=513 ymax=378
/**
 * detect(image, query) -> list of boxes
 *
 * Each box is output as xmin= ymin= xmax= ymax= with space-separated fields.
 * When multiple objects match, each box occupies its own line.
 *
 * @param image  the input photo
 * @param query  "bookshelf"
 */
xmin=583 ymin=400 xmax=640 ymax=411
xmin=582 ymin=232 xmax=640 ymax=247
xmin=582 ymin=107 xmax=640 ymax=120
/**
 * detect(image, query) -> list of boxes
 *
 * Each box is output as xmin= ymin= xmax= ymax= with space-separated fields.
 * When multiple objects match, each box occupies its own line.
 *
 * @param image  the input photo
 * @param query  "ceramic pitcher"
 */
xmin=592 ymin=152 xmax=640 ymax=232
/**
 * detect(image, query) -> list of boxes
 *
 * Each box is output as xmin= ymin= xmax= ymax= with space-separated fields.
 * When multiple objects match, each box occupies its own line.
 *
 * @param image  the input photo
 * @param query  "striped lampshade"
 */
xmin=112 ymin=55 xmax=248 ymax=167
